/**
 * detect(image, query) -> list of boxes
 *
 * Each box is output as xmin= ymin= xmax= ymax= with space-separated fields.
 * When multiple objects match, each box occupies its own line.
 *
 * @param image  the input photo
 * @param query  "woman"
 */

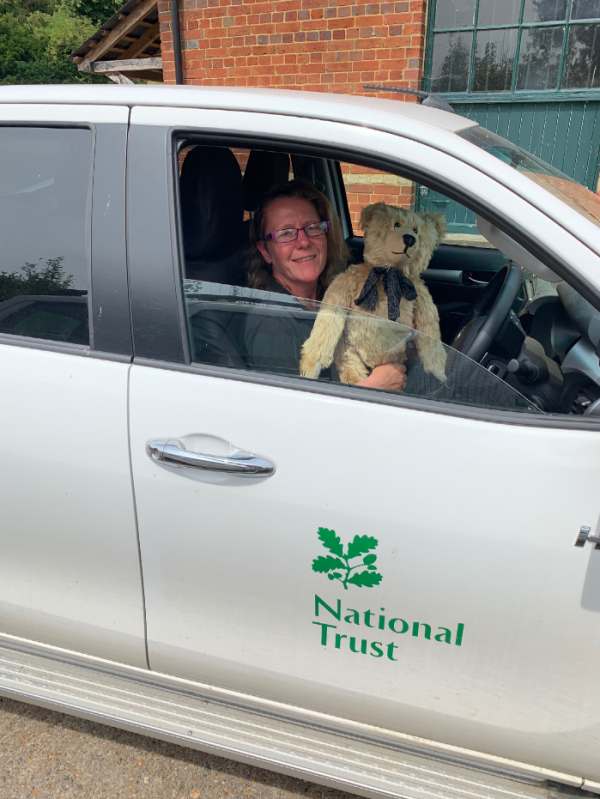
xmin=247 ymin=180 xmax=407 ymax=391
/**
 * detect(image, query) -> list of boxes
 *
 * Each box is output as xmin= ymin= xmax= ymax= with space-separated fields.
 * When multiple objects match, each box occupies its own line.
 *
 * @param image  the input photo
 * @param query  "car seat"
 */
xmin=242 ymin=149 xmax=290 ymax=214
xmin=179 ymin=145 xmax=247 ymax=285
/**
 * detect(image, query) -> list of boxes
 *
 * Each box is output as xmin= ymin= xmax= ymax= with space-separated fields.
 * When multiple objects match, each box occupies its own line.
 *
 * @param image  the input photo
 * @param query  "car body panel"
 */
xmin=0 ymin=345 xmax=145 ymax=665
xmin=0 ymin=102 xmax=129 ymax=125
xmin=0 ymin=87 xmax=600 ymax=798
xmin=128 ymin=361 xmax=600 ymax=781
xmin=0 ymin=103 xmax=144 ymax=665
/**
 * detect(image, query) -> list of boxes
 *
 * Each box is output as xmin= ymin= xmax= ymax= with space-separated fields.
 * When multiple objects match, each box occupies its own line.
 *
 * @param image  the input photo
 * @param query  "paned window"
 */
xmin=429 ymin=0 xmax=600 ymax=93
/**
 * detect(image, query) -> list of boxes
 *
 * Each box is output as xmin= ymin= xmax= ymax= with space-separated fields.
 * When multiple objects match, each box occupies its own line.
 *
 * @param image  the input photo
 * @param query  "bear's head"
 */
xmin=359 ymin=203 xmax=446 ymax=280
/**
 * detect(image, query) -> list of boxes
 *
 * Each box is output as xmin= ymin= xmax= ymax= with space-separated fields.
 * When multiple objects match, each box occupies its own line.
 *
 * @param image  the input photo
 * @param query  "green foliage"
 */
xmin=312 ymin=555 xmax=346 ymax=573
xmin=0 ymin=258 xmax=73 ymax=301
xmin=346 ymin=535 xmax=377 ymax=559
xmin=348 ymin=571 xmax=383 ymax=588
xmin=74 ymin=0 xmax=121 ymax=26
xmin=0 ymin=0 xmax=119 ymax=85
xmin=317 ymin=527 xmax=343 ymax=557
xmin=312 ymin=528 xmax=383 ymax=590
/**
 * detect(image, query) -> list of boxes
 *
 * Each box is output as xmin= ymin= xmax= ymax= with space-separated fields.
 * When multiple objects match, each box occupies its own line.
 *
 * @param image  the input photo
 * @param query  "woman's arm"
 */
xmin=357 ymin=363 xmax=407 ymax=392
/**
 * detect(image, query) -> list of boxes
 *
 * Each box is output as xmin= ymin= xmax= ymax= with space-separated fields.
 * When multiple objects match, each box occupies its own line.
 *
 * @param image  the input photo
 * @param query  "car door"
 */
xmin=0 ymin=104 xmax=146 ymax=667
xmin=126 ymin=105 xmax=600 ymax=785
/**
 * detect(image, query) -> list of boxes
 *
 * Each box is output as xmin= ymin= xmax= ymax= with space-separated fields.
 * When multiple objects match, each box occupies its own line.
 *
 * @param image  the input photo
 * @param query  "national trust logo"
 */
xmin=311 ymin=526 xmax=382 ymax=590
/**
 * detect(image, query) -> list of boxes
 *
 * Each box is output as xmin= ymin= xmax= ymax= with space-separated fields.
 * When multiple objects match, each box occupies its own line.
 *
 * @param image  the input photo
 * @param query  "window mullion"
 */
xmin=468 ymin=0 xmax=481 ymax=92
xmin=511 ymin=0 xmax=527 ymax=92
xmin=558 ymin=0 xmax=575 ymax=90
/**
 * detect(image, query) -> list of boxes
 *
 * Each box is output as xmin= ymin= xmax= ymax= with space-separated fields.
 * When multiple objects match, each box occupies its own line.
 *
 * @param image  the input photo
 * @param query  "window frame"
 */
xmin=0 ymin=112 xmax=132 ymax=360
xmin=425 ymin=0 xmax=600 ymax=100
xmin=125 ymin=109 xmax=600 ymax=430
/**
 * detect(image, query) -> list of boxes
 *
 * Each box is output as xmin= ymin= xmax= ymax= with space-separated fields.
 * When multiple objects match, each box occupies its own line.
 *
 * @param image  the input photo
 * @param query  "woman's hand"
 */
xmin=357 ymin=363 xmax=407 ymax=392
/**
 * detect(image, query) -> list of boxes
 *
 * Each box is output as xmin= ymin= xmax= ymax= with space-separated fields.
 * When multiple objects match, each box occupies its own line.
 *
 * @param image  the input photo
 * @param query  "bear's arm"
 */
xmin=299 ymin=271 xmax=359 ymax=378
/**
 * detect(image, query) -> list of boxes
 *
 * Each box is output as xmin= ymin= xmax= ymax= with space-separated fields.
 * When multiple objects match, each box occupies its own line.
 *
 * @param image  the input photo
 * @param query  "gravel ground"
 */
xmin=0 ymin=697 xmax=352 ymax=799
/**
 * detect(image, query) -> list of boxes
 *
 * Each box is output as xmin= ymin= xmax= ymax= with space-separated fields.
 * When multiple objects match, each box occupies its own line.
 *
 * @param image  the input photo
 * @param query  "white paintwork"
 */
xmin=130 ymin=366 xmax=600 ymax=782
xmin=0 ymin=84 xmax=474 ymax=132
xmin=0 ymin=103 xmax=128 ymax=124
xmin=0 ymin=345 xmax=145 ymax=666
xmin=134 ymin=106 xmax=600 ymax=291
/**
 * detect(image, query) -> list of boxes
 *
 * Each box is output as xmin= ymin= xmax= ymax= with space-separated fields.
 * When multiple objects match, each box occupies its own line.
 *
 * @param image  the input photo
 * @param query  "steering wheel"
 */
xmin=451 ymin=263 xmax=522 ymax=362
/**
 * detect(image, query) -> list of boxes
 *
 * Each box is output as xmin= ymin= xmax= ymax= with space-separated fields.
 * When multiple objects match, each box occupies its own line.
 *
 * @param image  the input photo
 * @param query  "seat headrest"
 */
xmin=180 ymin=146 xmax=244 ymax=261
xmin=242 ymin=150 xmax=290 ymax=212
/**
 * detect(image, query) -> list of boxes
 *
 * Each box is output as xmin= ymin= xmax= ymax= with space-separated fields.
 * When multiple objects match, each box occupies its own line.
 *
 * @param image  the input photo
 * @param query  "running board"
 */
xmin=0 ymin=639 xmax=585 ymax=799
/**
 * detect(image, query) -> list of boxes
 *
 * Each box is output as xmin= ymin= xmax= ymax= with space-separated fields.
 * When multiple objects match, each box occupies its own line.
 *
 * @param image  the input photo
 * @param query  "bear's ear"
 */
xmin=360 ymin=202 xmax=388 ymax=232
xmin=425 ymin=212 xmax=446 ymax=243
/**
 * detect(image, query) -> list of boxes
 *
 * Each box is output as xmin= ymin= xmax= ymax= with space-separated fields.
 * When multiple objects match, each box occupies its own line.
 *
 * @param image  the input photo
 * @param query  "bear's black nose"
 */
xmin=403 ymin=233 xmax=416 ymax=248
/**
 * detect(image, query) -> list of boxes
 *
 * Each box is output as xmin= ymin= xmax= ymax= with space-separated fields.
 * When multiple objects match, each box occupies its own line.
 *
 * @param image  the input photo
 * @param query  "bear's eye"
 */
xmin=394 ymin=221 xmax=401 ymax=229
xmin=413 ymin=227 xmax=418 ymax=234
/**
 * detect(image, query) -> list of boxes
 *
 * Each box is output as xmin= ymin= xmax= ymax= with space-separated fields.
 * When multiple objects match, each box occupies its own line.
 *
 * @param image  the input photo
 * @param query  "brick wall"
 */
xmin=159 ymin=0 xmax=427 ymax=224
xmin=158 ymin=0 xmax=426 ymax=95
xmin=342 ymin=163 xmax=414 ymax=231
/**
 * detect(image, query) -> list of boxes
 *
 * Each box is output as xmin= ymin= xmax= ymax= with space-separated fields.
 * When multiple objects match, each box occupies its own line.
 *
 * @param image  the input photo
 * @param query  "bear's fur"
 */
xmin=299 ymin=203 xmax=446 ymax=385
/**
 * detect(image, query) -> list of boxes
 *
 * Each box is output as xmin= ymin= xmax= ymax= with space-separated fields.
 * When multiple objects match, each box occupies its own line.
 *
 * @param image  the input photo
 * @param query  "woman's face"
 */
xmin=256 ymin=196 xmax=328 ymax=298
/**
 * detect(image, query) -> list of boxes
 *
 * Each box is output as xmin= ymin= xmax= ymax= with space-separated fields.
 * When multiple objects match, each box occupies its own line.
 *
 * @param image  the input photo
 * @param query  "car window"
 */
xmin=341 ymin=164 xmax=415 ymax=235
xmin=184 ymin=280 xmax=540 ymax=413
xmin=174 ymin=141 xmax=597 ymax=416
xmin=0 ymin=127 xmax=92 ymax=346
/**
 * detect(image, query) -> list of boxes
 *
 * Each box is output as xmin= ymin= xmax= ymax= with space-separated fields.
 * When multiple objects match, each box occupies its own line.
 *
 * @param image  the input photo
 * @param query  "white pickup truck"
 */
xmin=0 ymin=84 xmax=599 ymax=799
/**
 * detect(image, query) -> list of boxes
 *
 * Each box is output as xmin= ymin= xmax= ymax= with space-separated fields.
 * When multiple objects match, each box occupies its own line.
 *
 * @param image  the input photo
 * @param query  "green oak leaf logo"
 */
xmin=311 ymin=527 xmax=382 ymax=590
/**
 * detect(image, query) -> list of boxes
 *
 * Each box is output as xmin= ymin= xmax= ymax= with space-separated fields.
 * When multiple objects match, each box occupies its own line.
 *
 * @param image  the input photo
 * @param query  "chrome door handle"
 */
xmin=146 ymin=440 xmax=275 ymax=477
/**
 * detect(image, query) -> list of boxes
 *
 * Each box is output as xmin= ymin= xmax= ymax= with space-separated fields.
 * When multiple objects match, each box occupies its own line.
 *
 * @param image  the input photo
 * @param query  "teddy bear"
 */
xmin=299 ymin=202 xmax=447 ymax=385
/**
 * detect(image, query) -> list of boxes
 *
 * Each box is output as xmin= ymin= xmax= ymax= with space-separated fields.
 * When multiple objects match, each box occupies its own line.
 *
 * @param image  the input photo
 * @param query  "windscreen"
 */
xmin=459 ymin=126 xmax=600 ymax=229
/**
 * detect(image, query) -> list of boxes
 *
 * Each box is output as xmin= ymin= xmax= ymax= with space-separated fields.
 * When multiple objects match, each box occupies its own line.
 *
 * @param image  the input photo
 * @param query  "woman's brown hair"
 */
xmin=247 ymin=179 xmax=348 ymax=293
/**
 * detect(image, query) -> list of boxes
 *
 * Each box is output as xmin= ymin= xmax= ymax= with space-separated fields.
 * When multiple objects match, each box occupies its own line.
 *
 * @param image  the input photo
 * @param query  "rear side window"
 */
xmin=0 ymin=126 xmax=92 ymax=346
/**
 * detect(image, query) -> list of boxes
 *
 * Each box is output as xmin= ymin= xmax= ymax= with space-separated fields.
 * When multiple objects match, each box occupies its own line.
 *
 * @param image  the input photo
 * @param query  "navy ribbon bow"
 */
xmin=355 ymin=267 xmax=417 ymax=321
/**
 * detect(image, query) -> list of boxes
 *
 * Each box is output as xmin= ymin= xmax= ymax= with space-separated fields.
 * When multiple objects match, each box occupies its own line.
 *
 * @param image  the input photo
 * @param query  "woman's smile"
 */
xmin=257 ymin=196 xmax=328 ymax=300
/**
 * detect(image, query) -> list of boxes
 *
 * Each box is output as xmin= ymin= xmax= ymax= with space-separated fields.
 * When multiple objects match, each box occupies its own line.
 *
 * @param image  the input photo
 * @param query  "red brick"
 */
xmin=159 ymin=0 xmax=426 ymax=97
xmin=327 ymin=17 xmax=355 ymax=28
xmin=301 ymin=19 xmax=327 ymax=29
xmin=383 ymin=12 xmax=410 ymax=23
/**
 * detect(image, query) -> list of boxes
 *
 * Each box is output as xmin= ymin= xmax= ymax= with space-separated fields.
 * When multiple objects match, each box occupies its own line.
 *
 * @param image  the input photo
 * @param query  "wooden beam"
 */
xmin=78 ymin=0 xmax=157 ymax=72
xmin=90 ymin=56 xmax=162 ymax=73
xmin=119 ymin=23 xmax=160 ymax=60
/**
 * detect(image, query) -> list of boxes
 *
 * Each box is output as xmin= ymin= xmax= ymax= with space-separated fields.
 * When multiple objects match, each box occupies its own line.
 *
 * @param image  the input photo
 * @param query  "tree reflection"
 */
xmin=517 ymin=26 xmax=563 ymax=90
xmin=0 ymin=257 xmax=76 ymax=301
xmin=523 ymin=0 xmax=567 ymax=22
xmin=432 ymin=33 xmax=470 ymax=92
xmin=474 ymin=38 xmax=515 ymax=91
xmin=566 ymin=24 xmax=600 ymax=89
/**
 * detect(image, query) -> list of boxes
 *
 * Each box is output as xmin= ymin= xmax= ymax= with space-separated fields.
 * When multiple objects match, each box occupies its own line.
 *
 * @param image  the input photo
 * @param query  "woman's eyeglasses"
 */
xmin=263 ymin=220 xmax=330 ymax=244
